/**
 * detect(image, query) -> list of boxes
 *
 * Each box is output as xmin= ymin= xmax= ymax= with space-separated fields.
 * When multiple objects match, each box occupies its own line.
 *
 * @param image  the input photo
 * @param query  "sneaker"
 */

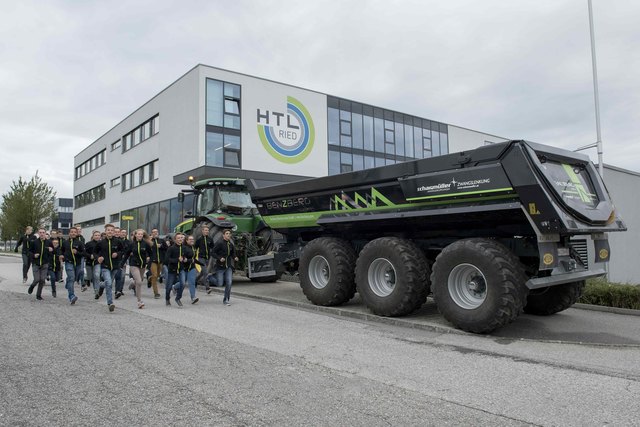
xmin=154 ymin=294 xmax=161 ymax=299
xmin=36 ymin=296 xmax=43 ymax=301
xmin=98 ymin=287 xmax=104 ymax=297
xmin=115 ymin=291 xmax=122 ymax=299
xmin=94 ymin=292 xmax=100 ymax=300
xmin=108 ymin=304 xmax=115 ymax=312
xmin=52 ymin=290 xmax=57 ymax=298
xmin=191 ymin=298 xmax=199 ymax=305
xmin=137 ymin=301 xmax=145 ymax=309
xmin=28 ymin=284 xmax=35 ymax=295
xmin=223 ymin=300 xmax=230 ymax=306
xmin=175 ymin=298 xmax=183 ymax=307
xmin=147 ymin=282 xmax=152 ymax=289
xmin=81 ymin=285 xmax=87 ymax=292
xmin=165 ymin=299 xmax=171 ymax=306
xmin=128 ymin=282 xmax=134 ymax=291
xmin=206 ymin=288 xmax=213 ymax=295
xmin=58 ymin=279 xmax=64 ymax=283
xmin=23 ymin=278 xmax=27 ymax=284
xmin=70 ymin=296 xmax=78 ymax=305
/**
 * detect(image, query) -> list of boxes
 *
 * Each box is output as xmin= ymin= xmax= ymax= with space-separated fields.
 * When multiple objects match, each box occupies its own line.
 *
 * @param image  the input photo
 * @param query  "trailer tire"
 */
xmin=431 ymin=238 xmax=527 ymax=334
xmin=524 ymin=281 xmax=585 ymax=315
xmin=355 ymin=237 xmax=430 ymax=317
xmin=299 ymin=237 xmax=356 ymax=306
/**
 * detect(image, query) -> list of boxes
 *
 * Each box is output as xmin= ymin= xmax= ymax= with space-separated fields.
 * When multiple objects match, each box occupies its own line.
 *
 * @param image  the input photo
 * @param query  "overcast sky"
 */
xmin=1 ymin=0 xmax=638 ymax=199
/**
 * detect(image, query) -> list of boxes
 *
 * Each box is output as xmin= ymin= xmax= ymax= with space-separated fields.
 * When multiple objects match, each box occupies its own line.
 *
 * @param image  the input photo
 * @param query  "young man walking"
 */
xmin=60 ymin=227 xmax=85 ymax=305
xmin=15 ymin=225 xmax=35 ymax=283
xmin=148 ymin=228 xmax=166 ymax=299
xmin=28 ymin=228 xmax=55 ymax=301
xmin=213 ymin=229 xmax=238 ymax=306
xmin=195 ymin=226 xmax=214 ymax=294
xmin=95 ymin=224 xmax=123 ymax=312
xmin=165 ymin=232 xmax=186 ymax=306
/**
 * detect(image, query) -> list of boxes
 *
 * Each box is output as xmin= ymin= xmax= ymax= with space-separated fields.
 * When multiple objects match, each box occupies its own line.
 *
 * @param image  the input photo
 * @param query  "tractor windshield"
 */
xmin=197 ymin=188 xmax=217 ymax=215
xmin=220 ymin=190 xmax=255 ymax=208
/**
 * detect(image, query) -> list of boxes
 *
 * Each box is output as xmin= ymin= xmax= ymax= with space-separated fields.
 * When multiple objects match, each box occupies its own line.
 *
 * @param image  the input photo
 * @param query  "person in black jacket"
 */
xmin=195 ymin=226 xmax=214 ymax=293
xmin=114 ymin=228 xmax=130 ymax=299
xmin=47 ymin=238 xmax=61 ymax=298
xmin=212 ymin=229 xmax=239 ymax=306
xmin=95 ymin=224 xmax=123 ymax=312
xmin=164 ymin=232 xmax=187 ymax=306
xmin=60 ymin=227 xmax=85 ymax=305
xmin=15 ymin=225 xmax=35 ymax=283
xmin=182 ymin=235 xmax=199 ymax=305
xmin=28 ymin=228 xmax=54 ymax=301
xmin=148 ymin=228 xmax=166 ymax=299
xmin=127 ymin=229 xmax=151 ymax=309
xmin=84 ymin=230 xmax=102 ymax=298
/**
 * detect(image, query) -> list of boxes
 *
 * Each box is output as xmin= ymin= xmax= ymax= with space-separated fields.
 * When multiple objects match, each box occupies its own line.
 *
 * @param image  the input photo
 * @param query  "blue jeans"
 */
xmin=47 ymin=270 xmax=58 ymax=293
xmin=216 ymin=267 xmax=233 ymax=302
xmin=64 ymin=262 xmax=83 ymax=302
xmin=92 ymin=264 xmax=102 ymax=292
xmin=78 ymin=258 xmax=86 ymax=283
xmin=165 ymin=271 xmax=182 ymax=301
xmin=114 ymin=267 xmax=124 ymax=293
xmin=100 ymin=267 xmax=116 ymax=305
xmin=180 ymin=268 xmax=198 ymax=300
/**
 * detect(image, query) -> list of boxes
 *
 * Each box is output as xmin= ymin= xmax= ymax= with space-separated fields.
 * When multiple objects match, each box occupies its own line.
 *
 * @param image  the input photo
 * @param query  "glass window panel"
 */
xmin=224 ymin=83 xmax=240 ymax=98
xmin=124 ymin=134 xmax=131 ymax=150
xmin=224 ymin=150 xmax=240 ymax=167
xmin=153 ymin=160 xmax=158 ymax=181
xmin=352 ymin=113 xmax=363 ymax=149
xmin=132 ymin=128 xmax=140 ymax=146
xmin=225 ymin=99 xmax=240 ymax=115
xmin=224 ymin=134 xmax=240 ymax=150
xmin=375 ymin=156 xmax=385 ymax=167
xmin=386 ymin=158 xmax=396 ymax=166
xmin=133 ymin=169 xmax=141 ymax=187
xmin=440 ymin=132 xmax=448 ymax=155
xmin=206 ymin=132 xmax=224 ymax=167
xmin=206 ymin=79 xmax=224 ymax=126
xmin=423 ymin=137 xmax=432 ymax=152
xmin=340 ymin=135 xmax=351 ymax=148
xmin=147 ymin=203 xmax=159 ymax=230
xmin=385 ymin=143 xmax=395 ymax=156
xmin=224 ymin=114 xmax=240 ymax=129
xmin=340 ymin=120 xmax=351 ymax=136
xmin=395 ymin=122 xmax=404 ymax=156
xmin=152 ymin=116 xmax=159 ymax=134
xmin=363 ymin=115 xmax=374 ymax=151
xmin=404 ymin=124 xmax=414 ymax=158
xmin=170 ymin=199 xmax=182 ymax=232
xmin=340 ymin=110 xmax=351 ymax=121
xmin=432 ymin=130 xmax=440 ymax=156
xmin=340 ymin=164 xmax=353 ymax=173
xmin=340 ymin=152 xmax=352 ymax=165
xmin=328 ymin=108 xmax=339 ymax=145
xmin=353 ymin=154 xmax=364 ymax=171
xmin=138 ymin=205 xmax=148 ymax=232
xmin=384 ymin=129 xmax=394 ymax=143
xmin=414 ymin=127 xmax=422 ymax=158
xmin=143 ymin=121 xmax=151 ymax=140
xmin=159 ymin=200 xmax=171 ymax=235
xmin=364 ymin=156 xmax=375 ymax=169
xmin=328 ymin=150 xmax=340 ymax=175
xmin=374 ymin=118 xmax=384 ymax=153
xmin=124 ymin=173 xmax=131 ymax=190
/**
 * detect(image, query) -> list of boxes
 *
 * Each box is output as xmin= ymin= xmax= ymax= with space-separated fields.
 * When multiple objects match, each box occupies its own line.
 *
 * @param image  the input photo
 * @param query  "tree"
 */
xmin=0 ymin=172 xmax=56 ymax=239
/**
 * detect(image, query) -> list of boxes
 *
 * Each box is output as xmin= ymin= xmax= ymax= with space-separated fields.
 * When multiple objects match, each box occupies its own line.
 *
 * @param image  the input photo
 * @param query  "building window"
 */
xmin=111 ymin=140 xmax=121 ymax=151
xmin=121 ymin=160 xmax=159 ymax=192
xmin=326 ymin=97 xmax=449 ymax=176
xmin=110 ymin=213 xmax=120 ymax=222
xmin=122 ymin=115 xmax=159 ymax=153
xmin=80 ymin=217 xmax=105 ymax=228
xmin=75 ymin=149 xmax=106 ymax=180
xmin=205 ymin=78 xmax=241 ymax=169
xmin=110 ymin=177 xmax=121 ymax=188
xmin=74 ymin=184 xmax=106 ymax=208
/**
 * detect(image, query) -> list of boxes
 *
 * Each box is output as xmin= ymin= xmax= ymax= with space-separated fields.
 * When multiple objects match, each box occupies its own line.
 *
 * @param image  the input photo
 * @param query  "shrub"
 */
xmin=579 ymin=278 xmax=640 ymax=310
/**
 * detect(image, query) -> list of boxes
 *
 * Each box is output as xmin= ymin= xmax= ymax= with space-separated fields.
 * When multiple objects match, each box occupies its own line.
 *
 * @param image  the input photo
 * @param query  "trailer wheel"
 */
xmin=299 ymin=237 xmax=356 ymax=306
xmin=524 ymin=281 xmax=585 ymax=315
xmin=355 ymin=237 xmax=430 ymax=317
xmin=431 ymin=239 xmax=527 ymax=334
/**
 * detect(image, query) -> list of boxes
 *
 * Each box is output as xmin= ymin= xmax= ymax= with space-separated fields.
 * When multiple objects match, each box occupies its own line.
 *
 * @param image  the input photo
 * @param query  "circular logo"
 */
xmin=599 ymin=249 xmax=609 ymax=259
xmin=258 ymin=96 xmax=315 ymax=164
xmin=543 ymin=253 xmax=554 ymax=265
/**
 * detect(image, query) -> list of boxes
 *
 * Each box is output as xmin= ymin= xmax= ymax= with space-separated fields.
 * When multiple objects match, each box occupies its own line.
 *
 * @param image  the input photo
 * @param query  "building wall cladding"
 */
xmin=601 ymin=165 xmax=640 ymax=284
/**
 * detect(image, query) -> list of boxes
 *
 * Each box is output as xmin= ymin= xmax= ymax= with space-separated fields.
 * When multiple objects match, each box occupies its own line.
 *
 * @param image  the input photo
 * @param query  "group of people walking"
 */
xmin=14 ymin=223 xmax=238 ymax=312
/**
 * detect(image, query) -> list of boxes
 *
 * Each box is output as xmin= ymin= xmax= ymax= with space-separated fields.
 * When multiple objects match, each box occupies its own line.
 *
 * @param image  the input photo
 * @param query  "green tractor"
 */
xmin=175 ymin=177 xmax=282 ymax=282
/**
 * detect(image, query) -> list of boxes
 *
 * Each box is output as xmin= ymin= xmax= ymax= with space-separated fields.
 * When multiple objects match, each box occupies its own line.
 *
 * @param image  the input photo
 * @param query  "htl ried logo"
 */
xmin=257 ymin=96 xmax=315 ymax=164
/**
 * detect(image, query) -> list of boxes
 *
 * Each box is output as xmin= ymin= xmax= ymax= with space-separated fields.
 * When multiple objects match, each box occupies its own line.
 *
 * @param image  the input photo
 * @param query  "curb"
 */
xmin=573 ymin=303 xmax=640 ymax=316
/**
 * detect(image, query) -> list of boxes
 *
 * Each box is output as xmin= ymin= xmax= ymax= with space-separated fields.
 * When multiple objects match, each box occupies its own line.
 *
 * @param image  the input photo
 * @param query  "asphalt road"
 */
xmin=1 ymin=256 xmax=639 ymax=426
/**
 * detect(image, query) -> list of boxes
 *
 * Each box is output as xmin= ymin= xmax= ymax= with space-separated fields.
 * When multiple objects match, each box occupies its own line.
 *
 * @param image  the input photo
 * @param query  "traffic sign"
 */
xmin=122 ymin=215 xmax=134 ymax=220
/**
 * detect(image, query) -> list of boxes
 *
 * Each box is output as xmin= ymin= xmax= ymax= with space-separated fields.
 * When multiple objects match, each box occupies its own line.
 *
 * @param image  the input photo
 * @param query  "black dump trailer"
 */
xmin=248 ymin=140 xmax=626 ymax=333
